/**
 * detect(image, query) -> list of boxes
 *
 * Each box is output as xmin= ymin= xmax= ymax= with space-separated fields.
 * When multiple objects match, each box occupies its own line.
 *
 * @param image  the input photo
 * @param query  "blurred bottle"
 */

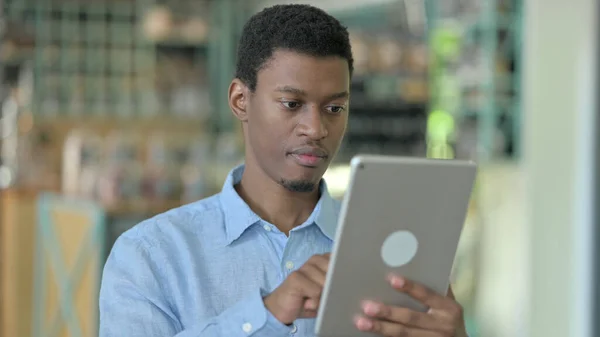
xmin=349 ymin=31 xmax=370 ymax=76
xmin=98 ymin=131 xmax=144 ymax=207
xmin=180 ymin=137 xmax=211 ymax=203
xmin=216 ymin=132 xmax=242 ymax=166
xmin=143 ymin=5 xmax=174 ymax=42
xmin=144 ymin=132 xmax=182 ymax=204
xmin=62 ymin=128 xmax=103 ymax=199
xmin=170 ymin=57 xmax=210 ymax=119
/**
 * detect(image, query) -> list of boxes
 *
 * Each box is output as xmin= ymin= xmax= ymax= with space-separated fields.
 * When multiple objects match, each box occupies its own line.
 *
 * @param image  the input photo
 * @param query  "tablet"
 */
xmin=315 ymin=155 xmax=477 ymax=337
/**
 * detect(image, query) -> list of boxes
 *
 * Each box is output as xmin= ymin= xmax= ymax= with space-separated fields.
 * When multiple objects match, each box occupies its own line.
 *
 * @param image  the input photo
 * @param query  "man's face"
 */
xmin=234 ymin=50 xmax=350 ymax=192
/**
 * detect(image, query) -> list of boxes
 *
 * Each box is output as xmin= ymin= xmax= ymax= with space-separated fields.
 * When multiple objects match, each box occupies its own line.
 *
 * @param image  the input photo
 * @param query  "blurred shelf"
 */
xmin=352 ymin=72 xmax=426 ymax=82
xmin=465 ymin=13 xmax=517 ymax=34
xmin=0 ymin=45 xmax=34 ymax=66
xmin=350 ymin=98 xmax=427 ymax=111
xmin=427 ymin=0 xmax=521 ymax=160
xmin=332 ymin=2 xmax=418 ymax=34
xmin=0 ymin=186 xmax=58 ymax=198
xmin=151 ymin=39 xmax=209 ymax=48
xmin=104 ymin=199 xmax=184 ymax=216
xmin=33 ymin=115 xmax=207 ymax=125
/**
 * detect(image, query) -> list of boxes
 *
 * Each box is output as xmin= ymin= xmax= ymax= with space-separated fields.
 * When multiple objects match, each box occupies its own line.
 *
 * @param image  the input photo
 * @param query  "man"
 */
xmin=100 ymin=4 xmax=468 ymax=337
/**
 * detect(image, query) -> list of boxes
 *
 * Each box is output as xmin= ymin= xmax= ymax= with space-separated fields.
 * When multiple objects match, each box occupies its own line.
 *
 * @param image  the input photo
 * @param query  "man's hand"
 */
xmin=354 ymin=275 xmax=468 ymax=337
xmin=263 ymin=253 xmax=330 ymax=325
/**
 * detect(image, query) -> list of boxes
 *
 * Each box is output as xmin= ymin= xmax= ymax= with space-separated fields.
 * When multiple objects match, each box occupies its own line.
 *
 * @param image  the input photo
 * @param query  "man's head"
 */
xmin=229 ymin=4 xmax=353 ymax=193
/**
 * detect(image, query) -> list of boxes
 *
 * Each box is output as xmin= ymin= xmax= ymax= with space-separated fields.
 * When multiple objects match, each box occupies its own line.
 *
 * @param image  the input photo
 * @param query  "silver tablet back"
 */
xmin=315 ymin=155 xmax=477 ymax=337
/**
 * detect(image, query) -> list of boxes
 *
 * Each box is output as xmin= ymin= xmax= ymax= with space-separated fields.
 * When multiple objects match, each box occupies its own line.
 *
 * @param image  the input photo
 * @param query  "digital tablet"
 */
xmin=315 ymin=155 xmax=477 ymax=337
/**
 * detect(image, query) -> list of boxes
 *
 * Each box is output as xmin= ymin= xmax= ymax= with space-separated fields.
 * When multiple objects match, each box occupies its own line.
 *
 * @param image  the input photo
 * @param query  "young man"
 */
xmin=100 ymin=4 xmax=468 ymax=337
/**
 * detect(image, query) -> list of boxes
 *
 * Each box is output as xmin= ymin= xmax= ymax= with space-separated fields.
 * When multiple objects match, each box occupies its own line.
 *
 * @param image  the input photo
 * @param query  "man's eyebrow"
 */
xmin=327 ymin=91 xmax=350 ymax=100
xmin=275 ymin=86 xmax=307 ymax=96
xmin=275 ymin=86 xmax=349 ymax=101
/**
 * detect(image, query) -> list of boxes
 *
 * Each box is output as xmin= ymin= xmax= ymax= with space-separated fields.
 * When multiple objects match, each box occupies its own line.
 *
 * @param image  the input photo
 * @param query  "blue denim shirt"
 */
xmin=99 ymin=164 xmax=341 ymax=337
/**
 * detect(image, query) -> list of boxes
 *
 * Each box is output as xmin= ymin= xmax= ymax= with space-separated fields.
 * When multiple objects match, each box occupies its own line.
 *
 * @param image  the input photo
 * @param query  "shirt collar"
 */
xmin=219 ymin=164 xmax=339 ymax=245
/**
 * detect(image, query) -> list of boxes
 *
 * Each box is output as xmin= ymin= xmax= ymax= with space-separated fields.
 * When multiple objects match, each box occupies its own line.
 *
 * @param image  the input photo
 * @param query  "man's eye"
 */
xmin=327 ymin=106 xmax=346 ymax=114
xmin=281 ymin=101 xmax=301 ymax=109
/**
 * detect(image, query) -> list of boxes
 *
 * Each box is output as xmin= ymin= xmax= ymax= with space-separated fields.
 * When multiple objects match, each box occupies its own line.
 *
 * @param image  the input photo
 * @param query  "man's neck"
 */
xmin=235 ymin=165 xmax=320 ymax=235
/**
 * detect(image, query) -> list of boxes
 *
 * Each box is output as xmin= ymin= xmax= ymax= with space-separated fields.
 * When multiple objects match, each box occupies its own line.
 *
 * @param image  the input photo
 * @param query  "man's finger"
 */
xmin=307 ymin=254 xmax=331 ymax=273
xmin=304 ymin=298 xmax=320 ymax=311
xmin=361 ymin=300 xmax=452 ymax=332
xmin=288 ymin=270 xmax=322 ymax=298
xmin=354 ymin=315 xmax=440 ymax=337
xmin=388 ymin=275 xmax=451 ymax=310
xmin=299 ymin=263 xmax=327 ymax=286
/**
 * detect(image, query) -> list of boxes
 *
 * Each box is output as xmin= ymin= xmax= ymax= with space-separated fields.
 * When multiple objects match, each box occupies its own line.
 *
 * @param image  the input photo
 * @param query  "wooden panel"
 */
xmin=0 ymin=189 xmax=38 ymax=337
xmin=0 ymin=190 xmax=105 ymax=337
xmin=35 ymin=194 xmax=105 ymax=337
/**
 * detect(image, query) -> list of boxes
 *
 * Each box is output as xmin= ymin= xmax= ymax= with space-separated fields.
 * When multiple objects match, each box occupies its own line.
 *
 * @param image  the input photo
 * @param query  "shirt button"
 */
xmin=242 ymin=322 xmax=252 ymax=333
xmin=263 ymin=224 xmax=272 ymax=231
xmin=285 ymin=261 xmax=294 ymax=270
xmin=291 ymin=323 xmax=298 ymax=334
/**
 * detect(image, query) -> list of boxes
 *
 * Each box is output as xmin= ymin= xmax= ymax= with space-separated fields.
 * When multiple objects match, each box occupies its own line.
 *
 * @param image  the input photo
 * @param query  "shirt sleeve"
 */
xmin=99 ymin=234 xmax=292 ymax=337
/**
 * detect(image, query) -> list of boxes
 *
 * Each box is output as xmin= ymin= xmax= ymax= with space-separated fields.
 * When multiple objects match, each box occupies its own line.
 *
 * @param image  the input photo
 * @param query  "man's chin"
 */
xmin=278 ymin=161 xmax=328 ymax=191
xmin=279 ymin=178 xmax=318 ymax=193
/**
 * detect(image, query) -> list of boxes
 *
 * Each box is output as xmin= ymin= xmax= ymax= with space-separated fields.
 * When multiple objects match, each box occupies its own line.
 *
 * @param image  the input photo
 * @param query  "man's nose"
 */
xmin=298 ymin=107 xmax=328 ymax=140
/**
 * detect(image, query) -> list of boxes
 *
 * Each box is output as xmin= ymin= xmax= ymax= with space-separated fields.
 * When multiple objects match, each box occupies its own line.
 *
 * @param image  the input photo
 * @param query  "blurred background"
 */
xmin=0 ymin=0 xmax=597 ymax=336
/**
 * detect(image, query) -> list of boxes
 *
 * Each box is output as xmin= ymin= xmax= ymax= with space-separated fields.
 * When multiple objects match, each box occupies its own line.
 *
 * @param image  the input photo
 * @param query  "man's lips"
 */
xmin=289 ymin=147 xmax=328 ymax=167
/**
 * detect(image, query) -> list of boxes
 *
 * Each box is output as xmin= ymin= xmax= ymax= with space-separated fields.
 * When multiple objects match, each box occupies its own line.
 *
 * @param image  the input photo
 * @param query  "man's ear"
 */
xmin=229 ymin=78 xmax=249 ymax=122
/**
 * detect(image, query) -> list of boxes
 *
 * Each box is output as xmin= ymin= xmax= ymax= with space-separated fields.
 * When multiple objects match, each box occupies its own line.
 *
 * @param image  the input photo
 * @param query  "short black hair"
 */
xmin=235 ymin=4 xmax=354 ymax=91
